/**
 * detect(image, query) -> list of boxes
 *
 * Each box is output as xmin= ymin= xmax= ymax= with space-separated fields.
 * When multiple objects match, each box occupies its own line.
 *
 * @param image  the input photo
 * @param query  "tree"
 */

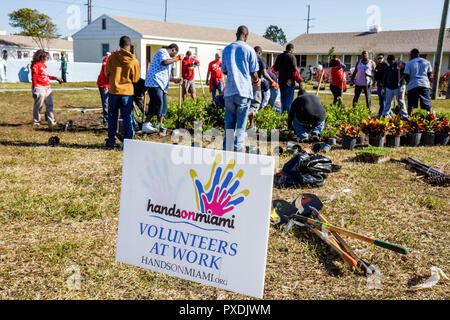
xmin=263 ymin=25 xmax=287 ymax=46
xmin=8 ymin=8 xmax=58 ymax=50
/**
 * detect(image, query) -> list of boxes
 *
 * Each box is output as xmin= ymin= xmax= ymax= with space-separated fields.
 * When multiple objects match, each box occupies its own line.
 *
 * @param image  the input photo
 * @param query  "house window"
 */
xmin=102 ymin=44 xmax=110 ymax=57
xmin=23 ymin=51 xmax=29 ymax=59
xmin=17 ymin=51 xmax=22 ymax=59
xmin=189 ymin=47 xmax=198 ymax=58
xmin=300 ymin=55 xmax=307 ymax=68
xmin=53 ymin=53 xmax=60 ymax=61
xmin=102 ymin=18 xmax=106 ymax=30
xmin=344 ymin=55 xmax=352 ymax=70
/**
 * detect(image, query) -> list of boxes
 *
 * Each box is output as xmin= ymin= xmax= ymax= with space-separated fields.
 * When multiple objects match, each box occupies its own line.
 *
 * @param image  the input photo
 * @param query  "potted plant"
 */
xmin=355 ymin=145 xmax=391 ymax=163
xmin=340 ymin=123 xmax=362 ymax=150
xmin=360 ymin=117 xmax=389 ymax=147
xmin=421 ymin=113 xmax=437 ymax=146
xmin=386 ymin=115 xmax=406 ymax=148
xmin=435 ymin=117 xmax=449 ymax=146
xmin=406 ymin=115 xmax=425 ymax=147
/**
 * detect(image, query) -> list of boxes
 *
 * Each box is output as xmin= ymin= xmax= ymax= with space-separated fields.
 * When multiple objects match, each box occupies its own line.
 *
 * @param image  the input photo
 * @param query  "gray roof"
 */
xmin=290 ymin=29 xmax=450 ymax=55
xmin=105 ymin=14 xmax=284 ymax=53
xmin=0 ymin=34 xmax=73 ymax=51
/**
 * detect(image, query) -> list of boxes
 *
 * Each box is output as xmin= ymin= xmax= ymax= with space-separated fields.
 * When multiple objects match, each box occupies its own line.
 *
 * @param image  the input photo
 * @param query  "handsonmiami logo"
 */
xmin=147 ymin=154 xmax=250 ymax=232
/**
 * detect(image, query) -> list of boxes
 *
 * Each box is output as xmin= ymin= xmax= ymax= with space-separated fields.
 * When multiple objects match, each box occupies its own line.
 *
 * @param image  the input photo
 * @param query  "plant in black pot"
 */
xmin=340 ymin=123 xmax=362 ymax=150
xmin=435 ymin=116 xmax=449 ymax=146
xmin=386 ymin=115 xmax=407 ymax=148
xmin=406 ymin=115 xmax=425 ymax=147
xmin=421 ymin=113 xmax=437 ymax=146
xmin=360 ymin=117 xmax=389 ymax=147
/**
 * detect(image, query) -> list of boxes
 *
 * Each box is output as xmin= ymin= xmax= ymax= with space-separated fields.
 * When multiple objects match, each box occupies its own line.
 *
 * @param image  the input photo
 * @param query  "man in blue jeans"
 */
xmin=221 ymin=26 xmax=259 ymax=152
xmin=287 ymin=89 xmax=326 ymax=143
xmin=404 ymin=48 xmax=433 ymax=115
xmin=273 ymin=43 xmax=298 ymax=113
xmin=104 ymin=36 xmax=140 ymax=148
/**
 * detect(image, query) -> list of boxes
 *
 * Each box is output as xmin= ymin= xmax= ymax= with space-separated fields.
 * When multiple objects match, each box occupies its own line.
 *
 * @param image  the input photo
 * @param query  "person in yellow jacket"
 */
xmin=104 ymin=36 xmax=140 ymax=148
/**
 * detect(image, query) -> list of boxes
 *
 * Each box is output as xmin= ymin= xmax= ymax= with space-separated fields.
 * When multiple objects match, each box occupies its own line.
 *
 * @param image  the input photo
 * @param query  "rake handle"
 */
xmin=294 ymin=215 xmax=408 ymax=255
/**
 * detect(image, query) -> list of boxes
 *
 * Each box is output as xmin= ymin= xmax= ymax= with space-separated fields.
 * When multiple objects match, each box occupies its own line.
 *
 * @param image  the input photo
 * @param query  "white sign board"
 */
xmin=116 ymin=140 xmax=275 ymax=298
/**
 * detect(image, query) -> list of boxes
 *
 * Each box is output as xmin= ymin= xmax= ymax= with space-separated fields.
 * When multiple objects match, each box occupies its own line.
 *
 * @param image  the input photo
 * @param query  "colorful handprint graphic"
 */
xmin=190 ymin=154 xmax=250 ymax=217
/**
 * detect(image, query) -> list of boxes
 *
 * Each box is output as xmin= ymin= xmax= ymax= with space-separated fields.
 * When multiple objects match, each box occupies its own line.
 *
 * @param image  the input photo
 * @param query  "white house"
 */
xmin=289 ymin=28 xmax=450 ymax=77
xmin=0 ymin=34 xmax=73 ymax=62
xmin=72 ymin=14 xmax=284 ymax=79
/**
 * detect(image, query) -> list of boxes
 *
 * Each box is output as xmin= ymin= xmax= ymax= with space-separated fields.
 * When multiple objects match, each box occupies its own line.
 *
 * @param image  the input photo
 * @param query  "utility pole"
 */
xmin=305 ymin=5 xmax=316 ymax=34
xmin=86 ymin=0 xmax=92 ymax=25
xmin=431 ymin=0 xmax=449 ymax=99
xmin=164 ymin=0 xmax=168 ymax=22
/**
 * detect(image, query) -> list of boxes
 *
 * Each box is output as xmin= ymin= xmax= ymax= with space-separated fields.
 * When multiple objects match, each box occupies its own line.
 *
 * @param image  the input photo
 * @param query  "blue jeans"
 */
xmin=98 ymin=87 xmax=109 ymax=124
xmin=268 ymin=87 xmax=279 ymax=110
xmin=279 ymin=85 xmax=295 ymax=113
xmin=106 ymin=94 xmax=134 ymax=145
xmin=377 ymin=84 xmax=385 ymax=115
xmin=211 ymin=81 xmax=224 ymax=101
xmin=353 ymin=85 xmax=372 ymax=109
xmin=293 ymin=117 xmax=325 ymax=140
xmin=383 ymin=85 xmax=408 ymax=119
xmin=148 ymin=86 xmax=168 ymax=117
xmin=223 ymin=94 xmax=251 ymax=152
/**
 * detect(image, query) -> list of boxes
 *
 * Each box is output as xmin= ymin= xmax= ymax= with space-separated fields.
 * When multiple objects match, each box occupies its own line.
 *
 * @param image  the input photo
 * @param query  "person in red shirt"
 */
xmin=206 ymin=53 xmax=225 ymax=101
xmin=330 ymin=58 xmax=347 ymax=104
xmin=181 ymin=51 xmax=200 ymax=101
xmin=97 ymin=52 xmax=111 ymax=125
xmin=31 ymin=50 xmax=63 ymax=126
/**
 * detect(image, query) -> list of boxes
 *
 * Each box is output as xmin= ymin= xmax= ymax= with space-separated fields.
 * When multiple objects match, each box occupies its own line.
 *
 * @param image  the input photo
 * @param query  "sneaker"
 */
xmin=142 ymin=122 xmax=157 ymax=133
xmin=296 ymin=136 xmax=308 ymax=143
xmin=158 ymin=125 xmax=167 ymax=135
xmin=311 ymin=132 xmax=321 ymax=142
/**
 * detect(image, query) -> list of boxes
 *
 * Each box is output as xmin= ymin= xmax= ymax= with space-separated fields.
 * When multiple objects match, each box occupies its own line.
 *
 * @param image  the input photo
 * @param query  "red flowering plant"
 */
xmin=421 ymin=113 xmax=438 ymax=133
xmin=340 ymin=123 xmax=362 ymax=138
xmin=387 ymin=115 xmax=407 ymax=137
xmin=360 ymin=117 xmax=390 ymax=137
xmin=407 ymin=115 xmax=425 ymax=133
xmin=435 ymin=117 xmax=450 ymax=134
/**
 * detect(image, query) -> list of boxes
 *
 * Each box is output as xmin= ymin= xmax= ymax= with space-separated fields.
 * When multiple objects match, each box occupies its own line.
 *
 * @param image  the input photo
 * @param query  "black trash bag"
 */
xmin=275 ymin=153 xmax=336 ymax=188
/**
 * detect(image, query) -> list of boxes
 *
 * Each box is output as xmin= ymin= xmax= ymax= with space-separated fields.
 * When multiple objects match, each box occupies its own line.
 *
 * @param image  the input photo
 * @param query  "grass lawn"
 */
xmin=0 ymin=88 xmax=448 ymax=300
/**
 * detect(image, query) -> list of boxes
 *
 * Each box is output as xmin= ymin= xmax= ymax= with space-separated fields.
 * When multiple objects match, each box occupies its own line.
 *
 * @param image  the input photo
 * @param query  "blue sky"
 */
xmin=0 ymin=0 xmax=448 ymax=41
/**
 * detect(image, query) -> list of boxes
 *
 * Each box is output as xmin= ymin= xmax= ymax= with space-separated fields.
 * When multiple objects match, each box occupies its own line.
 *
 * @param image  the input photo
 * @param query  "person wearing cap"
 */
xmin=330 ymin=58 xmax=347 ymax=104
xmin=60 ymin=51 xmax=68 ymax=83
xmin=142 ymin=43 xmax=183 ymax=134
xmin=382 ymin=55 xmax=408 ymax=120
xmin=221 ymin=25 xmax=259 ymax=152
xmin=97 ymin=52 xmax=111 ymax=125
xmin=287 ymin=89 xmax=326 ymax=143
xmin=404 ymin=48 xmax=433 ymax=115
xmin=181 ymin=51 xmax=200 ymax=101
xmin=104 ymin=36 xmax=140 ymax=148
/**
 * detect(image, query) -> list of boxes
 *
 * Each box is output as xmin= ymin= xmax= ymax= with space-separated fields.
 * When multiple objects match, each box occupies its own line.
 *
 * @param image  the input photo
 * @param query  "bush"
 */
xmin=254 ymin=105 xmax=288 ymax=135
xmin=323 ymin=102 xmax=371 ymax=138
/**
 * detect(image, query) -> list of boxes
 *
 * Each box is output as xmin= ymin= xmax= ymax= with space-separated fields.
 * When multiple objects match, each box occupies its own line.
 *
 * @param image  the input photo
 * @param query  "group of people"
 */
xmin=29 ymin=28 xmax=436 ymax=150
xmin=347 ymin=49 xmax=433 ymax=120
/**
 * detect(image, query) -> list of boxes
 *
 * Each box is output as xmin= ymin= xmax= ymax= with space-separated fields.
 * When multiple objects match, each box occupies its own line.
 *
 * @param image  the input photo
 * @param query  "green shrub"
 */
xmin=254 ymin=105 xmax=288 ymax=135
xmin=323 ymin=102 xmax=371 ymax=138
xmin=355 ymin=145 xmax=391 ymax=157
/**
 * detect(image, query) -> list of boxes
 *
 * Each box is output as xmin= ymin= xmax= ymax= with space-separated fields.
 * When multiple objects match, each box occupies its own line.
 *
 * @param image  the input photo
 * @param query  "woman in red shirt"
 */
xmin=31 ymin=50 xmax=62 ymax=126
xmin=330 ymin=58 xmax=347 ymax=104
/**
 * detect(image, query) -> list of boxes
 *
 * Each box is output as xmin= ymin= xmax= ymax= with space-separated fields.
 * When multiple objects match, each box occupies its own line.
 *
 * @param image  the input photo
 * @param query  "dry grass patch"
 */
xmin=0 ymin=90 xmax=448 ymax=300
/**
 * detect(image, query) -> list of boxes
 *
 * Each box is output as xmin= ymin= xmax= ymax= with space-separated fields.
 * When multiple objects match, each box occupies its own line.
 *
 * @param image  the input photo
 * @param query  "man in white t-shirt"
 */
xmin=0 ymin=51 xmax=7 ymax=83
xmin=404 ymin=48 xmax=433 ymax=114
